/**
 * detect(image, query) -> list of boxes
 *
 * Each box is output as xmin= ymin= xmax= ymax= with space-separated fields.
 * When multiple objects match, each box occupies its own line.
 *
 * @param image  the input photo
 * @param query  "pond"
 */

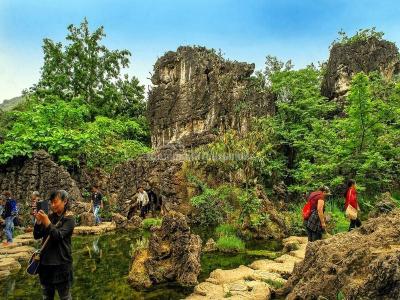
xmin=0 ymin=230 xmax=282 ymax=299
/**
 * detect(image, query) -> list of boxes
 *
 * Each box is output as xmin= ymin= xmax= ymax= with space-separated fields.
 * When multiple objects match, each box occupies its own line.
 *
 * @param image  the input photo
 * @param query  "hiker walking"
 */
xmin=344 ymin=179 xmax=361 ymax=231
xmin=305 ymin=186 xmax=331 ymax=242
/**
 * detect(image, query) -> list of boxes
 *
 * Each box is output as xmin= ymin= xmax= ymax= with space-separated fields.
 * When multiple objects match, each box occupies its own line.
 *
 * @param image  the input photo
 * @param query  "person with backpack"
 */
xmin=303 ymin=186 xmax=331 ymax=242
xmin=344 ymin=179 xmax=361 ymax=231
xmin=1 ymin=191 xmax=18 ymax=245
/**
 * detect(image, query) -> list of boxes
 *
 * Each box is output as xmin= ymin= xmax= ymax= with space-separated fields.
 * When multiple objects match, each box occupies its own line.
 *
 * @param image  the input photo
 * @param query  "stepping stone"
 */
xmin=249 ymin=259 xmax=295 ymax=276
xmin=275 ymin=254 xmax=302 ymax=264
xmin=0 ymin=270 xmax=11 ymax=280
xmin=0 ymin=246 xmax=35 ymax=255
xmin=0 ymin=258 xmax=21 ymax=272
xmin=209 ymin=265 xmax=255 ymax=284
xmin=250 ymin=270 xmax=286 ymax=284
xmin=193 ymin=281 xmax=225 ymax=298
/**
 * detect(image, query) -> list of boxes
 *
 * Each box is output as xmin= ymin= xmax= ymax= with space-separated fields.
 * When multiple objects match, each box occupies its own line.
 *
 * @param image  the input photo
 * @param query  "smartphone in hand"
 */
xmin=36 ymin=200 xmax=49 ymax=215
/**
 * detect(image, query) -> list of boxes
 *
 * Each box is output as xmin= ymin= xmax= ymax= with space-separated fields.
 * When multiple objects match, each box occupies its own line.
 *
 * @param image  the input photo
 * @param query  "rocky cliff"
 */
xmin=321 ymin=37 xmax=400 ymax=105
xmin=148 ymin=46 xmax=274 ymax=149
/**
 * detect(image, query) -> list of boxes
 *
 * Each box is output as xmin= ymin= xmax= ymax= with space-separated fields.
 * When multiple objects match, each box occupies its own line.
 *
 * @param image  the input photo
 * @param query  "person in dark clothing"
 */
xmin=305 ymin=186 xmax=331 ymax=242
xmin=2 ymin=191 xmax=18 ymax=245
xmin=34 ymin=190 xmax=75 ymax=300
xmin=90 ymin=186 xmax=103 ymax=225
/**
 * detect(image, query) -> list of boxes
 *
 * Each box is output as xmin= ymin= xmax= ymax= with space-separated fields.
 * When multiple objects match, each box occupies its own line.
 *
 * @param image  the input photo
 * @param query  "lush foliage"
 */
xmin=0 ymin=96 xmax=150 ymax=168
xmin=142 ymin=218 xmax=162 ymax=229
xmin=0 ymin=19 xmax=150 ymax=169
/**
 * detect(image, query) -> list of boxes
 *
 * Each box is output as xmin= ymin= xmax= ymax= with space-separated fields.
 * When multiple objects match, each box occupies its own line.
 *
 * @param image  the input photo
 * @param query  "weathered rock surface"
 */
xmin=321 ymin=37 xmax=400 ymax=104
xmin=0 ymin=150 xmax=82 ymax=203
xmin=128 ymin=212 xmax=202 ymax=288
xmin=187 ymin=236 xmax=308 ymax=299
xmin=283 ymin=209 xmax=400 ymax=300
xmin=79 ymin=212 xmax=95 ymax=226
xmin=203 ymin=238 xmax=217 ymax=252
xmin=148 ymin=46 xmax=274 ymax=149
xmin=112 ymin=213 xmax=142 ymax=230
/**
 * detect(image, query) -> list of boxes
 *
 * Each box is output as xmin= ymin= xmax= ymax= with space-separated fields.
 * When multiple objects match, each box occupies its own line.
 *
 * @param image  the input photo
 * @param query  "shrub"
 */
xmin=216 ymin=235 xmax=245 ymax=252
xmin=215 ymin=224 xmax=237 ymax=237
xmin=142 ymin=218 xmax=162 ymax=229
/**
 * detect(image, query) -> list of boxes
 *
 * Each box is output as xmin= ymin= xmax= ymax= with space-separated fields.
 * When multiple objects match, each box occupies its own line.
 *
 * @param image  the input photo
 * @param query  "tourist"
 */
xmin=2 ymin=191 xmax=18 ymax=245
xmin=34 ymin=190 xmax=75 ymax=300
xmin=136 ymin=186 xmax=149 ymax=218
xmin=305 ymin=186 xmax=331 ymax=242
xmin=344 ymin=179 xmax=361 ymax=231
xmin=90 ymin=185 xmax=103 ymax=225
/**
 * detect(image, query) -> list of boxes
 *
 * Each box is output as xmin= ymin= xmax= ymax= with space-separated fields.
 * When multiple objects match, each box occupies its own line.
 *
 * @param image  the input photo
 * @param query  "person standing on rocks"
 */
xmin=344 ymin=179 xmax=361 ymax=231
xmin=2 ymin=191 xmax=18 ymax=246
xmin=305 ymin=186 xmax=331 ymax=242
xmin=136 ymin=186 xmax=149 ymax=218
xmin=90 ymin=186 xmax=103 ymax=225
xmin=34 ymin=190 xmax=75 ymax=300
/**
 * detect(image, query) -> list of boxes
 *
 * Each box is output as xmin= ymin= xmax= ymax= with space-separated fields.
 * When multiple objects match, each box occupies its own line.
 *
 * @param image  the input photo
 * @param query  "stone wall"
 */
xmin=0 ymin=150 xmax=82 ymax=204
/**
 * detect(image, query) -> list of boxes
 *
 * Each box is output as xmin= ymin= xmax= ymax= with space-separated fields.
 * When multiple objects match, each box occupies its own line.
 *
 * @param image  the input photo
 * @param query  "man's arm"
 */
xmin=317 ymin=199 xmax=326 ymax=229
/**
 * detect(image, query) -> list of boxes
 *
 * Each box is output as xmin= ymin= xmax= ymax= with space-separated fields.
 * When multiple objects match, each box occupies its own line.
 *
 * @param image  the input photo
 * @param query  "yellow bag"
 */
xmin=345 ymin=204 xmax=358 ymax=220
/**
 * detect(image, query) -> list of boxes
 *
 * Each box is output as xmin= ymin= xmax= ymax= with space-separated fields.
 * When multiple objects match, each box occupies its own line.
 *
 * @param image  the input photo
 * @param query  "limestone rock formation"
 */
xmin=148 ymin=46 xmax=274 ymax=149
xmin=321 ymin=37 xmax=400 ymax=104
xmin=0 ymin=150 xmax=82 ymax=202
xmin=112 ymin=213 xmax=142 ymax=230
xmin=282 ymin=209 xmax=400 ymax=300
xmin=128 ymin=212 xmax=202 ymax=288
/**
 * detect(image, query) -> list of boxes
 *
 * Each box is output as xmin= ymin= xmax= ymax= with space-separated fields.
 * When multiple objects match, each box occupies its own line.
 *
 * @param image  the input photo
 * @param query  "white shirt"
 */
xmin=137 ymin=191 xmax=149 ymax=206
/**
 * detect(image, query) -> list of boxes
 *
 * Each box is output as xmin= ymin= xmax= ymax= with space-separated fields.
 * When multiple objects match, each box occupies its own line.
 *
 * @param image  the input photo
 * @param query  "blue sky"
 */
xmin=1 ymin=0 xmax=400 ymax=101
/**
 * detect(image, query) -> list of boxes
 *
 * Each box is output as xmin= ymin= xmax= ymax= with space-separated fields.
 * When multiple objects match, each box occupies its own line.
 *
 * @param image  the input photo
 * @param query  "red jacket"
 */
xmin=345 ymin=187 xmax=358 ymax=209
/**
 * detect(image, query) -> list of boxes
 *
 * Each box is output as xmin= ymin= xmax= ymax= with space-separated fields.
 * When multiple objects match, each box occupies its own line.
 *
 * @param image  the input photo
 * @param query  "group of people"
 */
xmin=127 ymin=186 xmax=164 ymax=219
xmin=304 ymin=179 xmax=361 ymax=242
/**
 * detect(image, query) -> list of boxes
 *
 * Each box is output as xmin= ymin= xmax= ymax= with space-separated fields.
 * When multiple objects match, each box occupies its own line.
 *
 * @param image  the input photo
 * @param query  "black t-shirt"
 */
xmin=92 ymin=192 xmax=103 ymax=207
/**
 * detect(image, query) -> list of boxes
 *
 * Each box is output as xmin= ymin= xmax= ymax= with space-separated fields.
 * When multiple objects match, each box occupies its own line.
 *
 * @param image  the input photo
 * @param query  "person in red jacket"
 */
xmin=344 ymin=179 xmax=361 ymax=231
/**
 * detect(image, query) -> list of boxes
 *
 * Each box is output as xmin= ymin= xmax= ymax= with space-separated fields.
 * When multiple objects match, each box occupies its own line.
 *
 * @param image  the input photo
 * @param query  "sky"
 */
xmin=1 ymin=0 xmax=400 ymax=101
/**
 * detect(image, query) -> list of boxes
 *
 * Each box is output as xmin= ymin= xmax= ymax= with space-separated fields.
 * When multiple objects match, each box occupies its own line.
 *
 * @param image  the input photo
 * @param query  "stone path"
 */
xmin=0 ymin=233 xmax=37 ymax=280
xmin=186 ymin=236 xmax=308 ymax=300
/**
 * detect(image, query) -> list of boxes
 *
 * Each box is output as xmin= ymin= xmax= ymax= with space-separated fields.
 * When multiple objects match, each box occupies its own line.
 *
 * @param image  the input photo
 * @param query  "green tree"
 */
xmin=28 ymin=18 xmax=145 ymax=118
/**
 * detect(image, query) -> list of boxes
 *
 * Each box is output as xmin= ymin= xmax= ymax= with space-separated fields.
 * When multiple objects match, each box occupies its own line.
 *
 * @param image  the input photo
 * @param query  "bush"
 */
xmin=216 ymin=235 xmax=245 ymax=252
xmin=142 ymin=218 xmax=162 ymax=229
xmin=215 ymin=224 xmax=237 ymax=237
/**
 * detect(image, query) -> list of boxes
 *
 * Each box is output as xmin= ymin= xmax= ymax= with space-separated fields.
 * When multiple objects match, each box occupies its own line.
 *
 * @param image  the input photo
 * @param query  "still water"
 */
xmin=0 ymin=230 xmax=281 ymax=300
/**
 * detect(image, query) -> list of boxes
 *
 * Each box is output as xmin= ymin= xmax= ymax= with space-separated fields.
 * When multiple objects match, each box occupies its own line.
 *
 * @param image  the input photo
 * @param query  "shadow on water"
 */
xmin=0 ymin=229 xmax=282 ymax=299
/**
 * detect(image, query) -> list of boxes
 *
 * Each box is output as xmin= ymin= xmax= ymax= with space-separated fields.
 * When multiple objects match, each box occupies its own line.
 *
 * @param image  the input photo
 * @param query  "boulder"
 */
xmin=282 ymin=209 xmax=400 ymax=300
xmin=128 ymin=212 xmax=202 ymax=288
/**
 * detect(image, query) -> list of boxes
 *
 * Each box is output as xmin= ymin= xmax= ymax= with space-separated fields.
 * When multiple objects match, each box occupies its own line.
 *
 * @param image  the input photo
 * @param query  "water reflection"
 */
xmin=0 ymin=230 xmax=281 ymax=299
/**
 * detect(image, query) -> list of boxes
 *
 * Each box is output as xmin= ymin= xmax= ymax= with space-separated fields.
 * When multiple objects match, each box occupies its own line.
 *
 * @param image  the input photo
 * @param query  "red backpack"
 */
xmin=302 ymin=191 xmax=322 ymax=220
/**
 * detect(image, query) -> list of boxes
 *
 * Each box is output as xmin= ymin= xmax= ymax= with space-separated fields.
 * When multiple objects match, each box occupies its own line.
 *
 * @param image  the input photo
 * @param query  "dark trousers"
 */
xmin=349 ymin=218 xmax=362 ymax=231
xmin=140 ymin=205 xmax=148 ymax=218
xmin=306 ymin=227 xmax=322 ymax=242
xmin=42 ymin=282 xmax=72 ymax=300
